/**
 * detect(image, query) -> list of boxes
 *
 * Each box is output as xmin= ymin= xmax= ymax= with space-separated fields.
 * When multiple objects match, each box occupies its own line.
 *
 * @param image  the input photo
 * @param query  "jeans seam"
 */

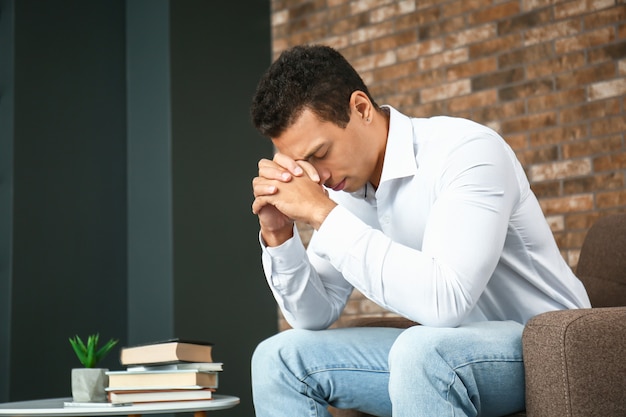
xmin=303 ymin=366 xmax=389 ymax=379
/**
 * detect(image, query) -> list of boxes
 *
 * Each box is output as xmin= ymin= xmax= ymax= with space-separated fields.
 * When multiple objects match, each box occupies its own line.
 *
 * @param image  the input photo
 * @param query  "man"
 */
xmin=250 ymin=45 xmax=590 ymax=417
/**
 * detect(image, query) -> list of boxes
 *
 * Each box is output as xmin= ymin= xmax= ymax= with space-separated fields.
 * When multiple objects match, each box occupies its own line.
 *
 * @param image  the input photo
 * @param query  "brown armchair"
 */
xmin=331 ymin=213 xmax=626 ymax=417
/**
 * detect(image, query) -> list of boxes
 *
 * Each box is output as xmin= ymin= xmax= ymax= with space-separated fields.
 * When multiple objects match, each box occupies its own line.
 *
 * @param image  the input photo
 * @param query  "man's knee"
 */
xmin=388 ymin=325 xmax=450 ymax=369
xmin=251 ymin=329 xmax=316 ymax=376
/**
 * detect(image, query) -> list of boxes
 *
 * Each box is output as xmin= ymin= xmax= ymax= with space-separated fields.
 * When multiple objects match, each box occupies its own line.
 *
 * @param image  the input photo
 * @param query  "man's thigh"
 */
xmin=254 ymin=326 xmax=405 ymax=416
xmin=388 ymin=321 xmax=525 ymax=417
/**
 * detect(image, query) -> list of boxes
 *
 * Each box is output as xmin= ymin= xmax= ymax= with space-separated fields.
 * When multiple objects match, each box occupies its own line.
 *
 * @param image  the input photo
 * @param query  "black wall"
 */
xmin=0 ymin=1 xmax=275 ymax=416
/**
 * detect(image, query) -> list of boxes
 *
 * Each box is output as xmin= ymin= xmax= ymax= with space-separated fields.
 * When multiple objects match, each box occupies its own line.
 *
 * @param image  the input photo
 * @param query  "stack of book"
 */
xmin=105 ymin=338 xmax=223 ymax=404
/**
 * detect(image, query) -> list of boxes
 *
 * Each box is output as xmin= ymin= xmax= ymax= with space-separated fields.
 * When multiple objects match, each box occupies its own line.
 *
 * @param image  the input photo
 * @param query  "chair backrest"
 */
xmin=576 ymin=213 xmax=626 ymax=308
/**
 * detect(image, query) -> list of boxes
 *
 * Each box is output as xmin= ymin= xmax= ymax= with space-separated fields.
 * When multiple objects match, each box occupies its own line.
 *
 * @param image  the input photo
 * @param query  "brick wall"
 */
xmin=270 ymin=0 xmax=626 ymax=331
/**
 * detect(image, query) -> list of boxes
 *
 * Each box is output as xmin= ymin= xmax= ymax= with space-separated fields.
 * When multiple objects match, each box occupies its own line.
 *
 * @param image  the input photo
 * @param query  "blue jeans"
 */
xmin=251 ymin=321 xmax=525 ymax=417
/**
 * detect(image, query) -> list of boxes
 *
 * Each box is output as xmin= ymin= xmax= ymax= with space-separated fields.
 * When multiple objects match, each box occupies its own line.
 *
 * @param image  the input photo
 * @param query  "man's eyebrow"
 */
xmin=300 ymin=144 xmax=323 ymax=161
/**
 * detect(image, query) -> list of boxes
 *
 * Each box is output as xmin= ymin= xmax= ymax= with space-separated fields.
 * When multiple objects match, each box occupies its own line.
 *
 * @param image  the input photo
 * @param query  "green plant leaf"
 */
xmin=95 ymin=338 xmax=119 ymax=363
xmin=69 ymin=336 xmax=88 ymax=367
xmin=69 ymin=333 xmax=118 ymax=368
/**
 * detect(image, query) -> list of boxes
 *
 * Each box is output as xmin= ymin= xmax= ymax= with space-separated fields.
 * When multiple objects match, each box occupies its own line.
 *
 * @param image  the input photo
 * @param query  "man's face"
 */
xmin=272 ymin=108 xmax=377 ymax=193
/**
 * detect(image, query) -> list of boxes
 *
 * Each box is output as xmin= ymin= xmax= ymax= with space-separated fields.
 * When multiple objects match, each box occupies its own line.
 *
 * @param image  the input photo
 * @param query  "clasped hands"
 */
xmin=252 ymin=153 xmax=337 ymax=246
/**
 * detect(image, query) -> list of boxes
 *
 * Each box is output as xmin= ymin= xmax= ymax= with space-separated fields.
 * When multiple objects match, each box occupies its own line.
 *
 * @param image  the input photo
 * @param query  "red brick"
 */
xmin=584 ymin=4 xmax=626 ymax=30
xmin=529 ymin=125 xmax=588 ymax=147
xmin=499 ymin=79 xmax=554 ymax=101
xmin=396 ymin=7 xmax=442 ymax=31
xmin=442 ymin=0 xmax=493 ymax=17
xmin=555 ymin=61 xmax=616 ymax=89
xmin=594 ymin=151 xmax=626 ymax=171
xmin=555 ymin=27 xmax=616 ymax=54
xmin=499 ymin=43 xmax=553 ymax=68
xmin=421 ymin=80 xmax=471 ymax=103
xmin=371 ymin=31 xmax=419 ymax=54
xmin=588 ymin=41 xmax=626 ymax=64
xmin=448 ymin=90 xmax=498 ymax=112
xmin=419 ymin=16 xmax=466 ymax=39
xmin=350 ymin=21 xmax=396 ymax=44
xmin=370 ymin=1 xmax=417 ymax=23
xmin=447 ymin=57 xmax=498 ymax=81
xmin=498 ymin=8 xmax=552 ymax=35
xmin=529 ymin=159 xmax=592 ymax=182
xmin=526 ymin=52 xmax=586 ymax=79
xmin=474 ymin=100 xmax=526 ymax=124
xmin=539 ymin=194 xmax=595 ymax=215
xmin=504 ymin=133 xmax=529 ymax=150
xmin=396 ymin=39 xmax=444 ymax=62
xmin=589 ymin=78 xmax=626 ymax=101
xmin=562 ymin=135 xmax=623 ymax=159
xmin=531 ymin=181 xmax=562 ymax=199
xmin=397 ymin=69 xmax=447 ymax=93
xmin=419 ymin=48 xmax=469 ymax=71
xmin=372 ymin=60 xmax=418 ymax=82
xmin=469 ymin=33 xmax=522 ymax=58
xmin=546 ymin=215 xmax=566 ymax=232
xmin=445 ymin=24 xmax=497 ymax=49
xmin=405 ymin=101 xmax=448 ymax=118
xmin=565 ymin=212 xmax=605 ymax=230
xmin=524 ymin=20 xmax=581 ymax=46
xmin=564 ymin=172 xmax=625 ymax=194
xmin=469 ymin=1 xmax=522 ymax=25
xmin=596 ymin=190 xmax=626 ymax=209
xmin=590 ymin=115 xmax=626 ymax=136
xmin=555 ymin=0 xmax=615 ymax=20
xmin=561 ymin=98 xmax=621 ymax=124
xmin=517 ymin=146 xmax=560 ymax=166
xmin=527 ymin=88 xmax=586 ymax=114
xmin=471 ymin=68 xmax=525 ymax=91
xmin=502 ymin=111 xmax=557 ymax=134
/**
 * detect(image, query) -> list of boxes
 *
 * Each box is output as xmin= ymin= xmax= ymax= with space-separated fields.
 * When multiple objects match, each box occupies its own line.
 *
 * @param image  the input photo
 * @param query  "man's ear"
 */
xmin=350 ymin=91 xmax=373 ymax=123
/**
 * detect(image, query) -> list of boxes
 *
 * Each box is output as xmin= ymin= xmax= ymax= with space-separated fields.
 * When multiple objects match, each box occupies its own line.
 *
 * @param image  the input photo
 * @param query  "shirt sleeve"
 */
xmin=310 ymin=134 xmax=521 ymax=327
xmin=260 ymin=225 xmax=353 ymax=329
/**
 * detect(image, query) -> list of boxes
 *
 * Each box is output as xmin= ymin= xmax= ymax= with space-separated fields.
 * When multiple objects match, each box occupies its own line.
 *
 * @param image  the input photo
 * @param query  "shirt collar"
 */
xmin=378 ymin=105 xmax=419 ymax=185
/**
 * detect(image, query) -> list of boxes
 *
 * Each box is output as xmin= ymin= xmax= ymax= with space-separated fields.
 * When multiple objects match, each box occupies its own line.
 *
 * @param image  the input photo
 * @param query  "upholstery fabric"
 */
xmin=523 ymin=307 xmax=626 ymax=417
xmin=575 ymin=213 xmax=626 ymax=308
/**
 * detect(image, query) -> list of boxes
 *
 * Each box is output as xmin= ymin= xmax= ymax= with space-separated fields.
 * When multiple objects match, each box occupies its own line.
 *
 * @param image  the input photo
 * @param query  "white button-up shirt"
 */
xmin=261 ymin=106 xmax=591 ymax=329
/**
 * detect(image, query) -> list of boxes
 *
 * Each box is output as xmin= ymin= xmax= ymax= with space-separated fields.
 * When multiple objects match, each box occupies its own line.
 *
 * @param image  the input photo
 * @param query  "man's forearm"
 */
xmin=261 ymin=226 xmax=294 ymax=247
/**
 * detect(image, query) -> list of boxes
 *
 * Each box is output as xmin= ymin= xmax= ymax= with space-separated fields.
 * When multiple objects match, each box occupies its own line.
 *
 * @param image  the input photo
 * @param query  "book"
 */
xmin=127 ymin=362 xmax=223 ymax=372
xmin=107 ymin=369 xmax=219 ymax=389
xmin=119 ymin=338 xmax=213 ymax=365
xmin=107 ymin=388 xmax=214 ymax=404
xmin=63 ymin=401 xmax=132 ymax=407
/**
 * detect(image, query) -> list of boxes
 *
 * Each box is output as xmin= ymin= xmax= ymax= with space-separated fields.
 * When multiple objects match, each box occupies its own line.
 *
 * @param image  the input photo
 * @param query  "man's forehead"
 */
xmin=272 ymin=138 xmax=323 ymax=161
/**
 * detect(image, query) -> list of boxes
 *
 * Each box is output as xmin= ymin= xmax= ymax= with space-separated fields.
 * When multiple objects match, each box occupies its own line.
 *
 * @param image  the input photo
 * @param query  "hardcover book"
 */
xmin=119 ymin=338 xmax=214 ymax=366
xmin=107 ymin=369 xmax=219 ymax=389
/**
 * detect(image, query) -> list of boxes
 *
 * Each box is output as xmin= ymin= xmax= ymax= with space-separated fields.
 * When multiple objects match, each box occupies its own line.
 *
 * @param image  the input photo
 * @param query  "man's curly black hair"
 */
xmin=250 ymin=45 xmax=379 ymax=139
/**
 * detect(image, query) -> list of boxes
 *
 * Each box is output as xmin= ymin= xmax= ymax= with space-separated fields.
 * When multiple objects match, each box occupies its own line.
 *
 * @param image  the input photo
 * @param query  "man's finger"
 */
xmin=273 ymin=153 xmax=304 ymax=176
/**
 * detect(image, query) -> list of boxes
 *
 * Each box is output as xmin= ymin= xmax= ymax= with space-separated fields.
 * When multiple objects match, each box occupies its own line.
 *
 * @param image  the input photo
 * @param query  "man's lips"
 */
xmin=331 ymin=178 xmax=346 ymax=191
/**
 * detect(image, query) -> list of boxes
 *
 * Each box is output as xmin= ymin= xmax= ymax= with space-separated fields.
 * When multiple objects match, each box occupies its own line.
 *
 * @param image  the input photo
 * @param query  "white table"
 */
xmin=0 ymin=395 xmax=239 ymax=417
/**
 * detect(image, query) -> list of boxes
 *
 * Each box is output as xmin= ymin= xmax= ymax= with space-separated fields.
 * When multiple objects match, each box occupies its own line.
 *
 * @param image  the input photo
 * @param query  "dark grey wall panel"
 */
xmin=126 ymin=0 xmax=175 ymax=346
xmin=0 ymin=0 xmax=15 ymax=402
xmin=169 ymin=1 xmax=275 ymax=416
xmin=10 ymin=0 xmax=128 ymax=400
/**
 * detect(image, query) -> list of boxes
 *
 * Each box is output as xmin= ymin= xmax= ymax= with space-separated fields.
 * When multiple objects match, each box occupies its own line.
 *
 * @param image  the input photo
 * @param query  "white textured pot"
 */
xmin=71 ymin=368 xmax=109 ymax=403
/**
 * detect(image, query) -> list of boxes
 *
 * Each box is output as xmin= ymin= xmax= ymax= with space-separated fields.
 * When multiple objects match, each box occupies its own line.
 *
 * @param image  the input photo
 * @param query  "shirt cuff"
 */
xmin=260 ymin=226 xmax=307 ymax=272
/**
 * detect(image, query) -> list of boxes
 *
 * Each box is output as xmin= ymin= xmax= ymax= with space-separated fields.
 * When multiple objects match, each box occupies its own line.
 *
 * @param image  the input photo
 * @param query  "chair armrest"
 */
xmin=522 ymin=307 xmax=626 ymax=417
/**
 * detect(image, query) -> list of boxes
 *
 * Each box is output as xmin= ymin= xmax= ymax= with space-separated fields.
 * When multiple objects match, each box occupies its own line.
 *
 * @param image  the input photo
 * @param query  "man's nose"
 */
xmin=316 ymin=166 xmax=331 ymax=184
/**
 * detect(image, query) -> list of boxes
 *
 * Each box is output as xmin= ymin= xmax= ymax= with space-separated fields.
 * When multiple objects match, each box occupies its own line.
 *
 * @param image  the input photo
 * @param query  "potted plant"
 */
xmin=69 ymin=333 xmax=118 ymax=402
